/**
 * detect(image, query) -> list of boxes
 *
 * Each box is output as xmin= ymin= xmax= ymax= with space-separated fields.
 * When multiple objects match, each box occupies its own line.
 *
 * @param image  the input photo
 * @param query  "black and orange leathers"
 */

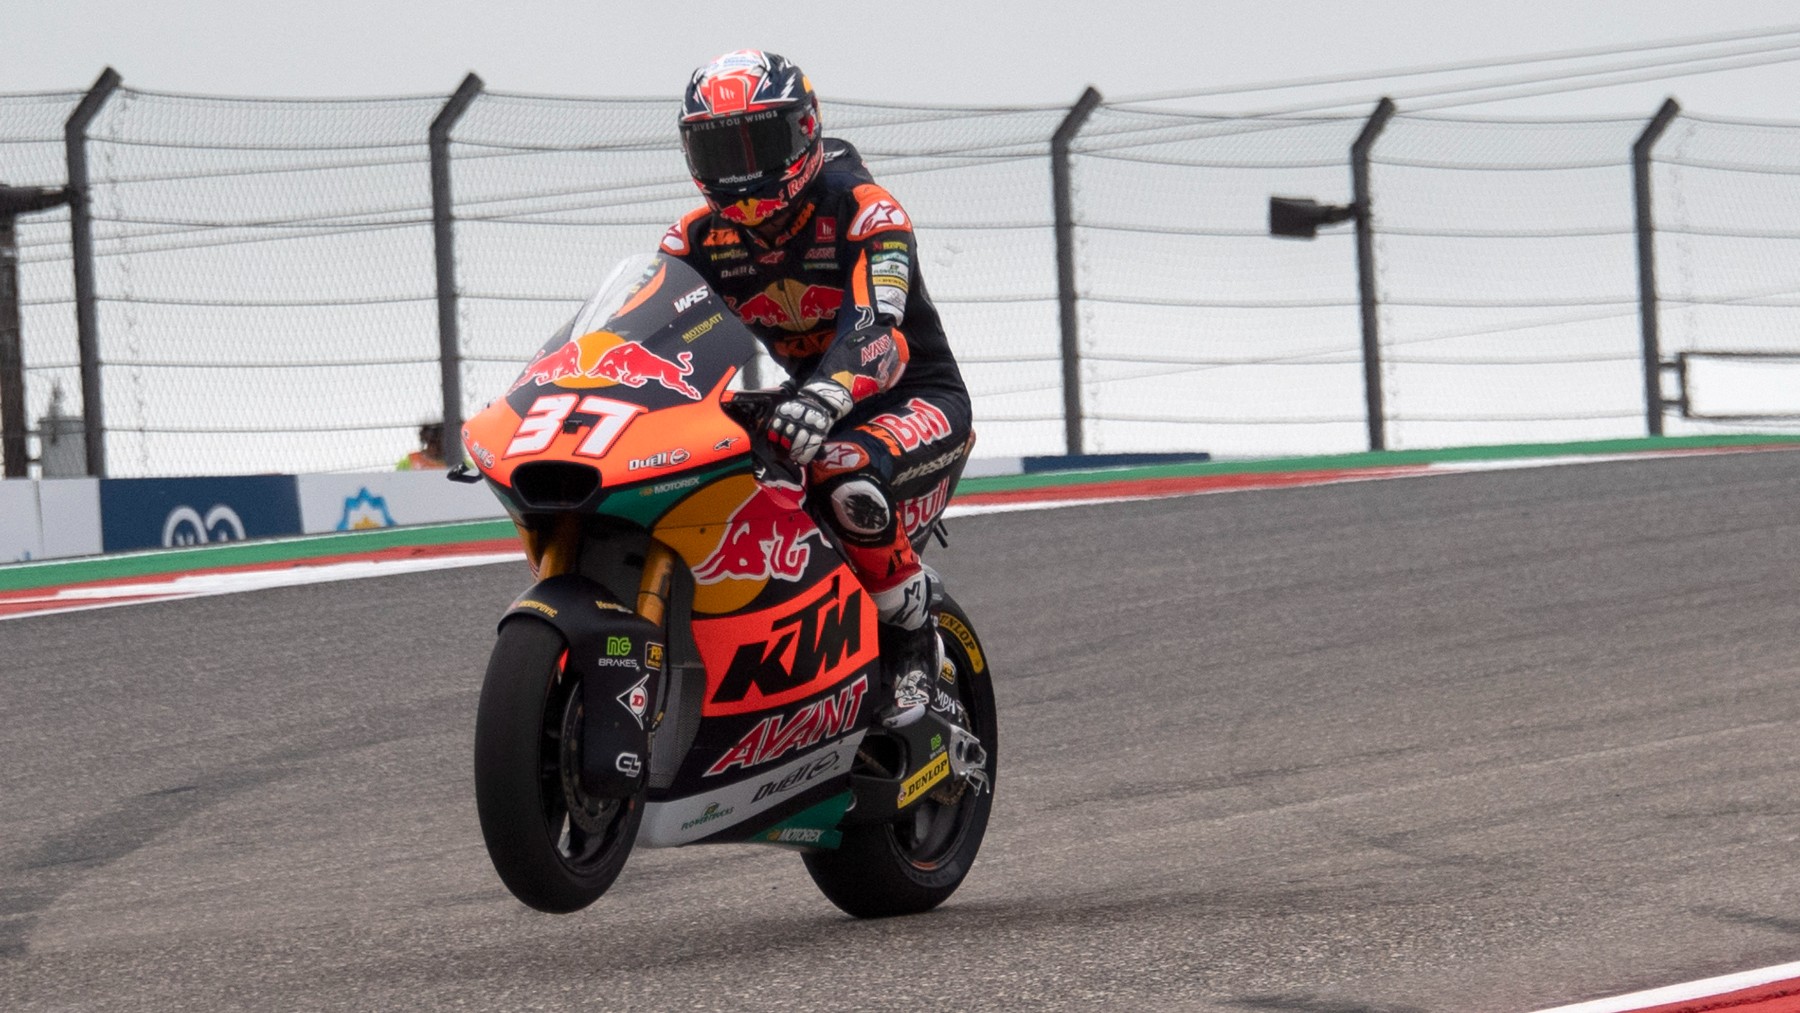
xmin=660 ymin=139 xmax=965 ymax=414
xmin=658 ymin=138 xmax=972 ymax=597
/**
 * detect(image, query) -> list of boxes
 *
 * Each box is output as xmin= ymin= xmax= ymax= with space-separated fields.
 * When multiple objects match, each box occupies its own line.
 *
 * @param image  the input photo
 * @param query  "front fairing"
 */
xmin=463 ymin=254 xmax=760 ymax=509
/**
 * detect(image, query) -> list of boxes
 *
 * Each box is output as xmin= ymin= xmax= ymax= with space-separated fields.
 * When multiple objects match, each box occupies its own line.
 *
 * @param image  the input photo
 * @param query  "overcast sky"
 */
xmin=6 ymin=1 xmax=1800 ymax=120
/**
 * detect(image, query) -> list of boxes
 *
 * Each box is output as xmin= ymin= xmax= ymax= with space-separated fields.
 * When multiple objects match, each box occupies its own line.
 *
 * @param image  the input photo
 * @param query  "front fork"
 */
xmin=511 ymin=514 xmax=678 ymax=796
xmin=520 ymin=514 xmax=676 ymax=627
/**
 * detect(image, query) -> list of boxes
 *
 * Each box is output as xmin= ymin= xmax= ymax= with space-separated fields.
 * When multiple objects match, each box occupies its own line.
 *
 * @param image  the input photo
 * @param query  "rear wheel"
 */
xmin=802 ymin=596 xmax=997 ymax=918
xmin=473 ymin=617 xmax=642 ymax=913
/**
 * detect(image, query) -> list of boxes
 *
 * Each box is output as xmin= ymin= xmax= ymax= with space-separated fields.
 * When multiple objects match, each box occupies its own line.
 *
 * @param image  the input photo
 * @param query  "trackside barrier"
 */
xmin=0 ymin=478 xmax=101 ymax=562
xmin=6 ymin=452 xmax=1136 ymax=563
xmin=98 ymin=475 xmax=303 ymax=553
xmin=294 ymin=472 xmax=506 ymax=533
xmin=0 ymin=470 xmax=504 ymax=563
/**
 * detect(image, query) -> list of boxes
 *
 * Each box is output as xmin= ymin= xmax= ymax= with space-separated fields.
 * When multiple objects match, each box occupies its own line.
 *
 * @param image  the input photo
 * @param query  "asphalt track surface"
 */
xmin=6 ymin=451 xmax=1800 ymax=1013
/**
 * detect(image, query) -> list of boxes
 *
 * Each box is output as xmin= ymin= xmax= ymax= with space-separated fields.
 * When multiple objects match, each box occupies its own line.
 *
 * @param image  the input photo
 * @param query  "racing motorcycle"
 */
xmin=457 ymin=253 xmax=995 ymax=918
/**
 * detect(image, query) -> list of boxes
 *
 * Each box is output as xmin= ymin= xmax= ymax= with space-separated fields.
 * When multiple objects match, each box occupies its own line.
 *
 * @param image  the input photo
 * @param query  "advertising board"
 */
xmin=295 ymin=471 xmax=506 ymax=535
xmin=98 ymin=476 xmax=302 ymax=553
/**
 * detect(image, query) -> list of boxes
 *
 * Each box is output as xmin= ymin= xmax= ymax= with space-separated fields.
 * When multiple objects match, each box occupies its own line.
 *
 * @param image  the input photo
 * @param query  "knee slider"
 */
xmin=827 ymin=477 xmax=894 ymax=541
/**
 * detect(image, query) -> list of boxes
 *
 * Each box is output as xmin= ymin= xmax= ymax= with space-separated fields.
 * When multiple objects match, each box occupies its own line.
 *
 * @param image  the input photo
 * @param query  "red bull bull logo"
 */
xmin=693 ymin=484 xmax=822 ymax=584
xmin=510 ymin=331 xmax=702 ymax=400
xmin=720 ymin=198 xmax=786 ymax=226
xmin=590 ymin=342 xmax=701 ymax=399
xmin=734 ymin=279 xmax=843 ymax=333
xmin=516 ymin=341 xmax=584 ymax=389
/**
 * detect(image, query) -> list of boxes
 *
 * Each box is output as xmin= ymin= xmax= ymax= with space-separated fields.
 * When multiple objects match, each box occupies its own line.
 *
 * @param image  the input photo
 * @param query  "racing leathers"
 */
xmin=659 ymin=138 xmax=972 ymax=724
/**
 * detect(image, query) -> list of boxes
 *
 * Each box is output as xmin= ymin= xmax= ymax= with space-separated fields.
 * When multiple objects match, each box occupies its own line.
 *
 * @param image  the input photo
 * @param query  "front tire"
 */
xmin=802 ymin=595 xmax=997 ymax=918
xmin=473 ymin=617 xmax=642 ymax=913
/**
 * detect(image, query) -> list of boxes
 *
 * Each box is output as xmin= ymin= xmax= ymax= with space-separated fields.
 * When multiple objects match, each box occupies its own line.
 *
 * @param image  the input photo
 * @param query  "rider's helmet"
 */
xmin=679 ymin=50 xmax=823 ymax=228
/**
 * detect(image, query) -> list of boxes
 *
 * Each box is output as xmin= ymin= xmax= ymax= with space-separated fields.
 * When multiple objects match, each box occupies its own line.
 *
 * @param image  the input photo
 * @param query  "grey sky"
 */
xmin=6 ymin=1 xmax=1800 ymax=119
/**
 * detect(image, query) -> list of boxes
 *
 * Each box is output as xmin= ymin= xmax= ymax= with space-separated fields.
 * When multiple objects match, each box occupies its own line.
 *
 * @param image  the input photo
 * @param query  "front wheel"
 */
xmin=473 ymin=617 xmax=642 ymax=913
xmin=802 ymin=594 xmax=997 ymax=918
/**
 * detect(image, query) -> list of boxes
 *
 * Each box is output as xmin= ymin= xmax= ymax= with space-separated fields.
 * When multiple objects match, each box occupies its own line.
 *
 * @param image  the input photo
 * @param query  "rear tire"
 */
xmin=473 ymin=617 xmax=642 ymax=913
xmin=802 ymin=595 xmax=997 ymax=918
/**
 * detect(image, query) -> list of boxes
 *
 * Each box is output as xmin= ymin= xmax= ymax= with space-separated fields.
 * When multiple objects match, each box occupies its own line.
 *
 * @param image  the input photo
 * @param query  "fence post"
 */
xmin=0 ymin=185 xmax=74 ymax=478
xmin=1350 ymin=97 xmax=1396 ymax=452
xmin=431 ymin=73 xmax=484 ymax=465
xmin=65 ymin=66 xmax=121 ymax=478
xmin=0 ymin=204 xmax=22 ymax=478
xmin=1633 ymin=98 xmax=1680 ymax=437
xmin=1052 ymin=87 xmax=1102 ymax=457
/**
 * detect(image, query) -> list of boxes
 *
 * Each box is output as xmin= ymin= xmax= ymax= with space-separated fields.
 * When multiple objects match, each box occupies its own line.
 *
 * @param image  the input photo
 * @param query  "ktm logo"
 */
xmin=711 ymin=574 xmax=869 ymax=706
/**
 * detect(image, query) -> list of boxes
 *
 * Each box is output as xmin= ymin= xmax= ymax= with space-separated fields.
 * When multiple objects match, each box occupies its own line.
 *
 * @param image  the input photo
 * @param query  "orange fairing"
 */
xmin=462 ymin=368 xmax=744 ymax=492
xmin=653 ymin=471 xmax=853 ymax=617
xmin=691 ymin=565 xmax=879 ymax=716
xmin=463 ymin=405 xmax=524 ymax=486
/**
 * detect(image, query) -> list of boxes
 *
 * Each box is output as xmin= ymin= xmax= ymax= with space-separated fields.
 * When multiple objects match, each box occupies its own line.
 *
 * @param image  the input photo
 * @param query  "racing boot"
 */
xmin=872 ymin=567 xmax=942 ymax=729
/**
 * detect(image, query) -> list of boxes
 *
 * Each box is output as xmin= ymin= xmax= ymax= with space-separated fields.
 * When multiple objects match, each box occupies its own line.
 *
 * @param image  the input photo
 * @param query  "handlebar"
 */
xmin=722 ymin=388 xmax=806 ymax=486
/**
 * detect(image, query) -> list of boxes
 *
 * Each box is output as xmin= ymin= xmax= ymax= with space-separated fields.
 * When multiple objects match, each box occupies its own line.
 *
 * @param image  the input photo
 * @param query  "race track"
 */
xmin=6 ymin=451 xmax=1800 ymax=1012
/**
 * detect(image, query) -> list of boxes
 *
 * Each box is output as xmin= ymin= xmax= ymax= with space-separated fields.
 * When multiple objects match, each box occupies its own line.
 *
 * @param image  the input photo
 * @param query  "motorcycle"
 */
xmin=456 ymin=253 xmax=996 ymax=918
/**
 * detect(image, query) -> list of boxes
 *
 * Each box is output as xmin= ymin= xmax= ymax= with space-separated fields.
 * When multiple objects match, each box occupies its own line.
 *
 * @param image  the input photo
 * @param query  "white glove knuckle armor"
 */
xmin=768 ymin=390 xmax=841 ymax=466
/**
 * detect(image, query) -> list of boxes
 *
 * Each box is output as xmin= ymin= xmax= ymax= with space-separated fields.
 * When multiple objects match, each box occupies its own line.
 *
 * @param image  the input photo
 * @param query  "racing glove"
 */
xmin=768 ymin=380 xmax=853 ymax=466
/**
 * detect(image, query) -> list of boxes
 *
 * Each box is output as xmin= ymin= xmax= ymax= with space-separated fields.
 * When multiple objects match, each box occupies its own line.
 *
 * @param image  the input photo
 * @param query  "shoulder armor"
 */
xmin=659 ymin=206 xmax=712 ymax=256
xmin=848 ymin=183 xmax=910 ymax=241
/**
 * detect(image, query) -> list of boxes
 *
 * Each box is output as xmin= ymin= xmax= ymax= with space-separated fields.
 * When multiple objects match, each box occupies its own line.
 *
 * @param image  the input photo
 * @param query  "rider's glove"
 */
xmin=768 ymin=380 xmax=852 ymax=466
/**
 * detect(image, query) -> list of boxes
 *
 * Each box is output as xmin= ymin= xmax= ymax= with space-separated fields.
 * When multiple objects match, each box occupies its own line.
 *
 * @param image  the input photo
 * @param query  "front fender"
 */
xmin=501 ymin=573 xmax=650 ymax=637
xmin=502 ymin=575 xmax=666 ymax=797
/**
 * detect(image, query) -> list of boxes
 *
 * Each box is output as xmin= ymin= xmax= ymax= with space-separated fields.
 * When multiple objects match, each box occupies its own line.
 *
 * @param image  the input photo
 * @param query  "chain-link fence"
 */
xmin=5 ymin=75 xmax=1800 ymax=477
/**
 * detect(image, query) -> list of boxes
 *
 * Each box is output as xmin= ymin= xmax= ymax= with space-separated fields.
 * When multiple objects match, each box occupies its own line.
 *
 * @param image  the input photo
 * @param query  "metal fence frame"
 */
xmin=0 ymin=73 xmax=1780 ymax=476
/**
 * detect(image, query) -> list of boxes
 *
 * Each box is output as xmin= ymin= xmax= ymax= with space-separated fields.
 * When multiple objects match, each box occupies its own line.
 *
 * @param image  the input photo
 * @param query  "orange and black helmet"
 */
xmin=679 ymin=50 xmax=823 ymax=227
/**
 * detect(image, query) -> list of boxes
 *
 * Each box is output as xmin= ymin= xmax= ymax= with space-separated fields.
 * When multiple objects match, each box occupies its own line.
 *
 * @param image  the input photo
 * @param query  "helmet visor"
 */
xmin=682 ymin=106 xmax=812 ymax=191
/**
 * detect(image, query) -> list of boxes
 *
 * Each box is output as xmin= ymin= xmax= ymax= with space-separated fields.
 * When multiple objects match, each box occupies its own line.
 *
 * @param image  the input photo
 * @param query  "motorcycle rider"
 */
xmin=659 ymin=50 xmax=973 ymax=727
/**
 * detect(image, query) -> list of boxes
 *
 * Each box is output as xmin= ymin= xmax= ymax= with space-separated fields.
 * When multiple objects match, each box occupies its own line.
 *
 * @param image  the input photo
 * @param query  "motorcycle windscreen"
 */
xmin=505 ymin=254 xmax=758 ymax=414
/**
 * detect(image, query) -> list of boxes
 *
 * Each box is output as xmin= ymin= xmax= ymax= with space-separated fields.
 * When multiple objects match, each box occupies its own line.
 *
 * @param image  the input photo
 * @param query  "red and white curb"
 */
xmin=0 ymin=546 xmax=519 ymax=621
xmin=1530 ymin=961 xmax=1800 ymax=1012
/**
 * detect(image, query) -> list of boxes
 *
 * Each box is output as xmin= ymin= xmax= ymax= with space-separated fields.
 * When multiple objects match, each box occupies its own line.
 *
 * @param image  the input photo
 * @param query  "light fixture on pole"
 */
xmin=1267 ymin=196 xmax=1360 ymax=240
